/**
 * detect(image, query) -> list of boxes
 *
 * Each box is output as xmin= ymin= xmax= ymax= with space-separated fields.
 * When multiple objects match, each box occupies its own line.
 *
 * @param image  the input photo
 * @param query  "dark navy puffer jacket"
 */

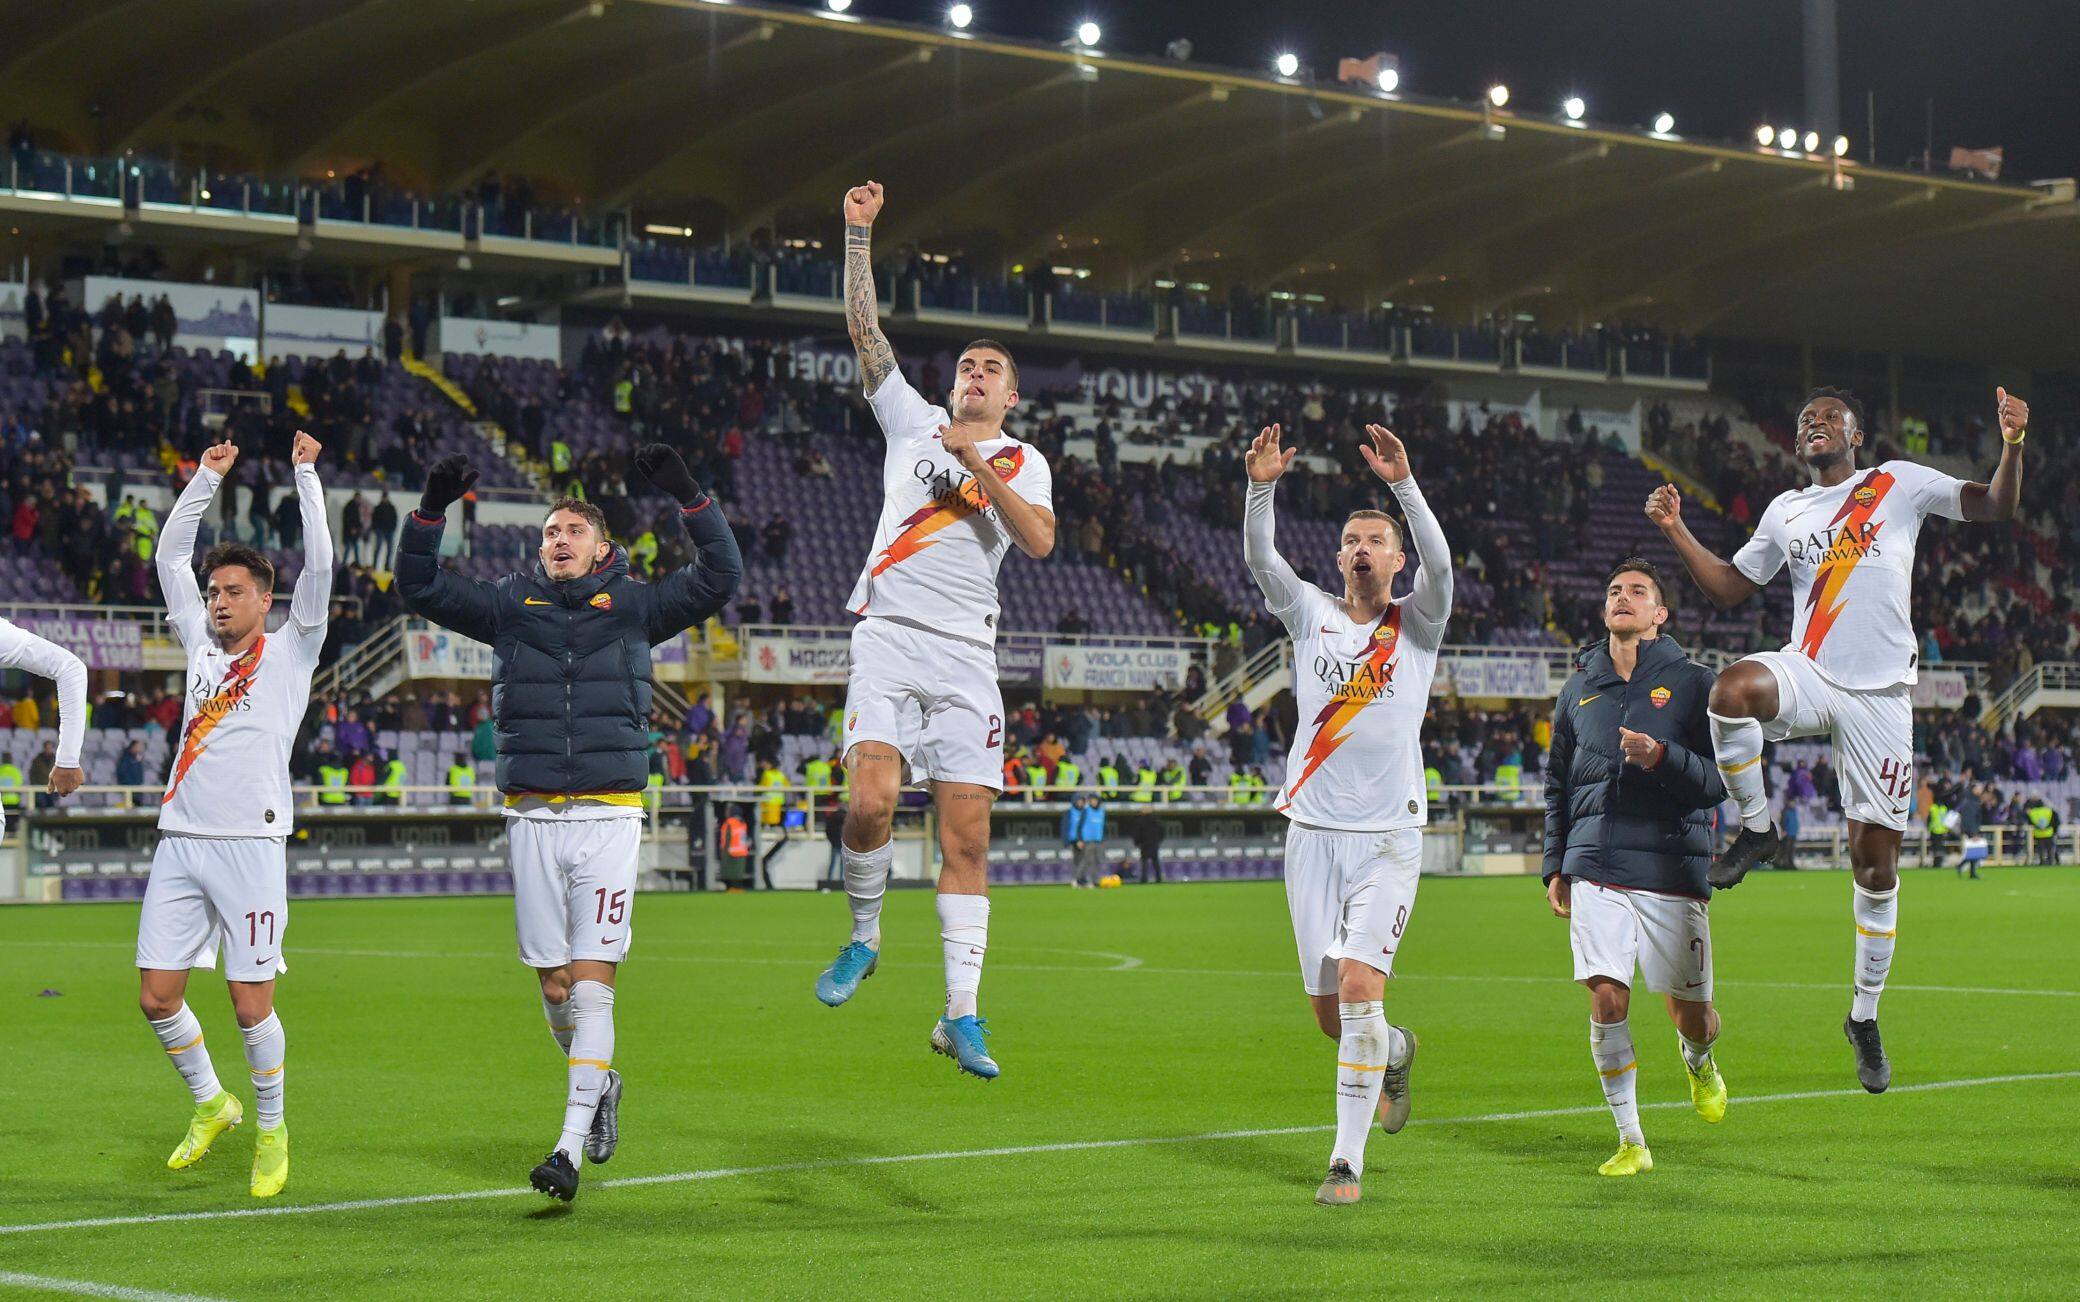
xmin=396 ymin=501 xmax=740 ymax=795
xmin=1541 ymin=635 xmax=1726 ymax=898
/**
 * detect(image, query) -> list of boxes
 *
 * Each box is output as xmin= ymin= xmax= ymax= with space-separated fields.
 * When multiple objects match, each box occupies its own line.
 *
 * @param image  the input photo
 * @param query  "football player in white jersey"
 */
xmin=1244 ymin=420 xmax=1451 ymax=1205
xmin=1650 ymin=386 xmax=2027 ymax=1092
xmin=812 ymin=182 xmax=1055 ymax=1082
xmin=137 ymin=431 xmax=330 ymax=1198
xmin=0 ymin=618 xmax=87 ymax=825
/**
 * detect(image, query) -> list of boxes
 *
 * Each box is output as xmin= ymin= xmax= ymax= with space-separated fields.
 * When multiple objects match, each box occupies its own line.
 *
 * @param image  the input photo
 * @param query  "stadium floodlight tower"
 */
xmin=947 ymin=4 xmax=973 ymax=29
xmin=1562 ymin=96 xmax=1586 ymax=122
xmin=1274 ymin=51 xmax=1299 ymax=78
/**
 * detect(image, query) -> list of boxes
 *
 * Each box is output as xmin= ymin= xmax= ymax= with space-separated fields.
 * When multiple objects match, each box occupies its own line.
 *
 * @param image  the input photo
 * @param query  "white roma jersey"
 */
xmin=1245 ymin=475 xmax=1453 ymax=833
xmin=157 ymin=462 xmax=333 ymax=838
xmin=1733 ymin=459 xmax=1966 ymax=690
xmin=845 ymin=367 xmax=1052 ymax=648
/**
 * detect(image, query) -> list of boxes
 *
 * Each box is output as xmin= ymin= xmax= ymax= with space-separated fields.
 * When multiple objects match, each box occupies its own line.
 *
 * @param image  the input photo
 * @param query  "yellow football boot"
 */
xmin=1687 ymin=1056 xmax=1728 ymax=1124
xmin=167 ymin=1091 xmax=243 ymax=1170
xmin=250 ymin=1123 xmax=289 ymax=1198
xmin=1597 ymin=1141 xmax=1653 ymax=1177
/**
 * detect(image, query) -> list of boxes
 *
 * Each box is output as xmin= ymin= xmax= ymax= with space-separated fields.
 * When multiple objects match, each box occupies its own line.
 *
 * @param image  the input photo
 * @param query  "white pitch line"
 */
xmin=0 ymin=1271 xmax=233 ymax=1302
xmin=8 ymin=938 xmax=2076 ymax=997
xmin=1 ymin=1070 xmax=2071 ymax=1238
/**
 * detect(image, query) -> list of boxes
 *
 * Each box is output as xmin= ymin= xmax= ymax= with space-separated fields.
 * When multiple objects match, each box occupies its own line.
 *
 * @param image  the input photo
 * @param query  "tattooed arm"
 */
xmin=842 ymin=181 xmax=897 ymax=397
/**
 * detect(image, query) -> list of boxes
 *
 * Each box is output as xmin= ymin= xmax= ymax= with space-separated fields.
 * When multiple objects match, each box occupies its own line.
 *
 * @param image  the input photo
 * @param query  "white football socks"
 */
xmin=1851 ymin=883 xmax=1898 ymax=1022
xmin=843 ymin=839 xmax=893 ymax=946
xmin=1708 ymin=711 xmax=1772 ymax=832
xmin=542 ymin=988 xmax=576 ymax=1055
xmin=149 ymin=1005 xmax=222 ymax=1105
xmin=241 ymin=1012 xmax=286 ymax=1130
xmin=1590 ymin=1018 xmax=1644 ymax=1145
xmin=1678 ymin=1029 xmax=1716 ymax=1075
xmin=938 ymin=892 xmax=989 ymax=1020
xmin=556 ymin=980 xmax=616 ymax=1160
xmin=1332 ymin=1001 xmax=1388 ymax=1175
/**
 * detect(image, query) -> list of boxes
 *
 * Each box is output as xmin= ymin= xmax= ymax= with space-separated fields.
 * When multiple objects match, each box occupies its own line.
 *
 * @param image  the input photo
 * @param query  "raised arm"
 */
xmin=1647 ymin=484 xmax=1760 ymax=610
xmin=395 ymin=455 xmax=500 ymax=645
xmin=0 ymin=620 xmax=86 ymax=792
xmin=1242 ymin=424 xmax=1307 ymax=623
xmin=287 ymin=432 xmax=334 ymax=631
xmin=630 ymin=444 xmax=744 ymax=641
xmin=1959 ymin=387 xmax=2027 ymax=522
xmin=842 ymin=182 xmax=898 ymax=397
xmin=156 ymin=437 xmax=237 ymax=636
xmin=1362 ymin=424 xmax=1452 ymax=630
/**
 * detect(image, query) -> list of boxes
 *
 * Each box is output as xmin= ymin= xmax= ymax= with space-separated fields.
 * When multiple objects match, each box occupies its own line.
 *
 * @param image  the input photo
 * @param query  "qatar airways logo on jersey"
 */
xmin=1312 ymin=654 xmax=1397 ymax=702
xmin=911 ymin=459 xmax=1002 ymax=524
xmin=1788 ymin=519 xmax=1883 ymax=567
xmin=188 ymin=671 xmax=255 ymax=713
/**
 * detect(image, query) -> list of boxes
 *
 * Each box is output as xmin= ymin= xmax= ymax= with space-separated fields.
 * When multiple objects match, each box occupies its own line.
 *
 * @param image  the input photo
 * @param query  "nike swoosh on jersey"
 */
xmin=1578 ymin=694 xmax=1601 ymax=706
xmin=523 ymin=597 xmax=552 ymax=606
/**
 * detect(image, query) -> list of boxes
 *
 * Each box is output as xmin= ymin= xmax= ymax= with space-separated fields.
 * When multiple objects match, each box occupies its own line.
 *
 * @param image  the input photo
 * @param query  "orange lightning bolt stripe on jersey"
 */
xmin=1797 ymin=469 xmax=1893 ymax=661
xmin=869 ymin=447 xmax=1026 ymax=578
xmin=163 ymin=637 xmax=265 ymax=805
xmin=1278 ymin=606 xmax=1404 ymax=810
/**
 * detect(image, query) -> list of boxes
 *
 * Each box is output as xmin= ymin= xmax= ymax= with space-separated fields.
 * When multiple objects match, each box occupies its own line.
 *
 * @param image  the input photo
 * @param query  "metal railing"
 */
xmin=1193 ymin=640 xmax=1288 ymax=722
xmin=311 ymin=614 xmax=410 ymax=702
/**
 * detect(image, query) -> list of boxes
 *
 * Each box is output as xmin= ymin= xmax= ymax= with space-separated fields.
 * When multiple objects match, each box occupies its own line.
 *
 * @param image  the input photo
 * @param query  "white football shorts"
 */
xmin=1284 ymin=823 xmax=1421 ymax=996
xmin=843 ymin=616 xmax=1004 ymax=791
xmin=136 ymin=835 xmax=290 ymax=983
xmin=1568 ymin=878 xmax=1713 ymax=1001
xmin=509 ymin=814 xmax=643 ymax=969
xmin=1748 ymin=650 xmax=1914 ymax=832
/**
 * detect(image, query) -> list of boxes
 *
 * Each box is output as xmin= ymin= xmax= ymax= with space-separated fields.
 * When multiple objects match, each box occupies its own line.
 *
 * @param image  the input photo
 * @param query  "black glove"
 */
xmin=633 ymin=443 xmax=706 ymax=506
xmin=419 ymin=455 xmax=479 ymax=518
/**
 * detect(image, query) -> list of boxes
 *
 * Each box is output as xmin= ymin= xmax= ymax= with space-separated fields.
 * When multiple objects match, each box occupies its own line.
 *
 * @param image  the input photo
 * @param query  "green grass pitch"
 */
xmin=2 ymin=867 xmax=2076 ymax=1299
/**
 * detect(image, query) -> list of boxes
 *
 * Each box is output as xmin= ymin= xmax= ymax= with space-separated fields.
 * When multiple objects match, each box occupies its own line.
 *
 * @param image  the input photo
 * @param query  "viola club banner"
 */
xmin=18 ymin=618 xmax=142 ymax=670
xmin=1044 ymin=645 xmax=1191 ymax=691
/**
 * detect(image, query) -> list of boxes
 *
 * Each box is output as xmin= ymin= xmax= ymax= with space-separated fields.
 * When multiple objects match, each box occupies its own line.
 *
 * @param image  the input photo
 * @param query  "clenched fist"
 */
xmin=843 ymin=181 xmax=884 ymax=226
xmin=200 ymin=436 xmax=238 ymax=476
xmin=292 ymin=431 xmax=322 ymax=466
xmin=419 ymin=455 xmax=478 ymax=518
xmin=1619 ymin=727 xmax=1664 ymax=769
xmin=1645 ymin=483 xmax=1681 ymax=531
xmin=1996 ymin=386 xmax=2029 ymax=441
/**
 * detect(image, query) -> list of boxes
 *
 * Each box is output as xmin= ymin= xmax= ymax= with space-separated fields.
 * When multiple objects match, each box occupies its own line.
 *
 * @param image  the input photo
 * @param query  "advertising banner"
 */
xmin=405 ymin=628 xmax=496 ymax=680
xmin=264 ymin=303 xmax=383 ymax=356
xmin=436 ymin=316 xmax=561 ymax=363
xmin=83 ymin=276 xmax=258 ymax=358
xmin=17 ymin=617 xmax=143 ymax=670
xmin=1044 ymin=645 xmax=1192 ymax=692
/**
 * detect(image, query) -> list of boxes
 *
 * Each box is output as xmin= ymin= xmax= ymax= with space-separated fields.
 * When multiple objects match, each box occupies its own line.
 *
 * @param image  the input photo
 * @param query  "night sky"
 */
xmin=855 ymin=0 xmax=2080 ymax=181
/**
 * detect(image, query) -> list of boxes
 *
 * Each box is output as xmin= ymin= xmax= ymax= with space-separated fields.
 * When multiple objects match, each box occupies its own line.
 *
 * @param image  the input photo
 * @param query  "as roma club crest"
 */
xmin=1854 ymin=485 xmax=1878 ymax=508
xmin=589 ymin=592 xmax=613 ymax=610
xmin=991 ymin=453 xmax=1018 ymax=479
xmin=1373 ymin=625 xmax=1398 ymax=650
xmin=1650 ymin=686 xmax=1672 ymax=710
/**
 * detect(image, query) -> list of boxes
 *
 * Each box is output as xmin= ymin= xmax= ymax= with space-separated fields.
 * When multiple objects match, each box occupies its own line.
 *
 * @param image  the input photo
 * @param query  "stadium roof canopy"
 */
xmin=4 ymin=0 xmax=2076 ymax=367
